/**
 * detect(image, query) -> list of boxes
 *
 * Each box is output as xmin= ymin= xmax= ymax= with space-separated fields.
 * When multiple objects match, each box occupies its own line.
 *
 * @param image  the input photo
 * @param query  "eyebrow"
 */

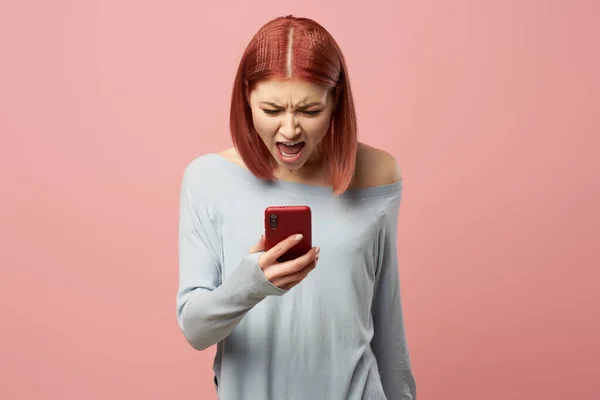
xmin=260 ymin=101 xmax=323 ymax=109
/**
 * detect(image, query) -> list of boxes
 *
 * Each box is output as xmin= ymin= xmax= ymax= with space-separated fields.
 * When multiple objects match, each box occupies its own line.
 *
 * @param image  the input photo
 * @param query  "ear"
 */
xmin=332 ymin=85 xmax=341 ymax=110
xmin=244 ymin=79 xmax=251 ymax=106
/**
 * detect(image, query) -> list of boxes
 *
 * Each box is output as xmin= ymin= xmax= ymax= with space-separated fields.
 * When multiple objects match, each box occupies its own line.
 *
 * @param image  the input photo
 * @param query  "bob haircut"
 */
xmin=229 ymin=15 xmax=358 ymax=195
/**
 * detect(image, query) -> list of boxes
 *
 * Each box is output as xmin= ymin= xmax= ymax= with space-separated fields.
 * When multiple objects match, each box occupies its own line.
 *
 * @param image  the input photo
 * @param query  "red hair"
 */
xmin=229 ymin=15 xmax=358 ymax=195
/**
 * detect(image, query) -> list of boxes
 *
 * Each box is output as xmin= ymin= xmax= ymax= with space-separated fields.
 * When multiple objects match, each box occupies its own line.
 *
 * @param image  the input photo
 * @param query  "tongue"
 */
xmin=277 ymin=143 xmax=303 ymax=154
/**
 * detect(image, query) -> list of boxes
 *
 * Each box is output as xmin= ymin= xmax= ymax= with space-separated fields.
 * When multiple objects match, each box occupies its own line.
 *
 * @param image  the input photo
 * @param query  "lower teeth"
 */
xmin=281 ymin=148 xmax=300 ymax=157
xmin=281 ymin=151 xmax=296 ymax=157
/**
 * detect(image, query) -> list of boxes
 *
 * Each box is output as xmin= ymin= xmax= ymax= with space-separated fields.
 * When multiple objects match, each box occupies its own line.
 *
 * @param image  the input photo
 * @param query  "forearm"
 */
xmin=179 ymin=252 xmax=286 ymax=350
xmin=378 ymin=363 xmax=416 ymax=400
xmin=372 ymin=286 xmax=416 ymax=399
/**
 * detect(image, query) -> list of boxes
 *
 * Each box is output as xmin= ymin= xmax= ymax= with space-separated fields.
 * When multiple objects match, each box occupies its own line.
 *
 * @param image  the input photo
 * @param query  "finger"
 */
xmin=264 ymin=247 xmax=319 ymax=281
xmin=281 ymin=281 xmax=297 ymax=291
xmin=272 ymin=260 xmax=317 ymax=289
xmin=249 ymin=234 xmax=266 ymax=254
xmin=259 ymin=233 xmax=304 ymax=267
xmin=279 ymin=256 xmax=319 ymax=290
xmin=279 ymin=246 xmax=319 ymax=275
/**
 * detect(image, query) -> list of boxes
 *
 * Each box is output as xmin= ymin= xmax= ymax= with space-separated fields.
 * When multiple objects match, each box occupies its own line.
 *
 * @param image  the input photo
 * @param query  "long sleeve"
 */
xmin=176 ymin=163 xmax=287 ymax=351
xmin=371 ymin=193 xmax=417 ymax=400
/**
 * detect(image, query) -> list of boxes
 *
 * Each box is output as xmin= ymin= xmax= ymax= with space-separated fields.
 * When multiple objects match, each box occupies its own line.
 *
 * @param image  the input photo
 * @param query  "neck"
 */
xmin=273 ymin=152 xmax=328 ymax=186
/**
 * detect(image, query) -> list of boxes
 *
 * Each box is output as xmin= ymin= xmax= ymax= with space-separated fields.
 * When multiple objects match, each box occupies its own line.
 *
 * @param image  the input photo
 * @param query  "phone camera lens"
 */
xmin=270 ymin=213 xmax=278 ymax=229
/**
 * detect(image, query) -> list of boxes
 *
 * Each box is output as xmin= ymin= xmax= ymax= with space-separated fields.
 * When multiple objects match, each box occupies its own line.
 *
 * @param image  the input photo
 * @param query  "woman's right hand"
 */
xmin=249 ymin=234 xmax=319 ymax=291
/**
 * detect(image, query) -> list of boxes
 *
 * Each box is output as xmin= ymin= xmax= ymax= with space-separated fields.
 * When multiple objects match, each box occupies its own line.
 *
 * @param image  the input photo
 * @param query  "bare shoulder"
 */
xmin=352 ymin=142 xmax=402 ymax=189
xmin=217 ymin=147 xmax=246 ymax=168
xmin=217 ymin=147 xmax=237 ymax=160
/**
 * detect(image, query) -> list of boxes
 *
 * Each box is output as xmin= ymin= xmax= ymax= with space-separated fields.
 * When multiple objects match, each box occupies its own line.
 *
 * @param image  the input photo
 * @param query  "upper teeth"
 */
xmin=281 ymin=141 xmax=301 ymax=146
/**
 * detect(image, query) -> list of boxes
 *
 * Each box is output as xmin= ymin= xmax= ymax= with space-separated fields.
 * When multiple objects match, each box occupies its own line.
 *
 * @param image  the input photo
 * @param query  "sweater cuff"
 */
xmin=226 ymin=252 xmax=289 ymax=300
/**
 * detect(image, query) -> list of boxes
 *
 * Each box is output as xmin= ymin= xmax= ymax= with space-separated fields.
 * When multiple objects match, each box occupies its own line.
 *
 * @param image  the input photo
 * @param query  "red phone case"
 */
xmin=264 ymin=205 xmax=312 ymax=262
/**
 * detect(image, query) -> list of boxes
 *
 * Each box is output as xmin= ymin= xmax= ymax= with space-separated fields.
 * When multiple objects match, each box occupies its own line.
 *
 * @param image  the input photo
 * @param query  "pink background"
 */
xmin=1 ymin=1 xmax=598 ymax=399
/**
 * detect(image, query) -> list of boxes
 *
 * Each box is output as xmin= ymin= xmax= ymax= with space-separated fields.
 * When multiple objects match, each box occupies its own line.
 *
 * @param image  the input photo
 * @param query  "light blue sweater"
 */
xmin=176 ymin=153 xmax=416 ymax=400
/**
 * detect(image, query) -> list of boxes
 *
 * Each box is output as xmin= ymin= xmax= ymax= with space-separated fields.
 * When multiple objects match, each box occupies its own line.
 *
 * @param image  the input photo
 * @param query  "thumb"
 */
xmin=249 ymin=234 xmax=266 ymax=254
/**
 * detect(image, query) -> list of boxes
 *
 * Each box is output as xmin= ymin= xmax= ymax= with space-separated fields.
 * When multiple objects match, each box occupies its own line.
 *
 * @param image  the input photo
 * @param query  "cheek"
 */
xmin=252 ymin=113 xmax=278 ymax=136
xmin=303 ymin=116 xmax=331 ymax=140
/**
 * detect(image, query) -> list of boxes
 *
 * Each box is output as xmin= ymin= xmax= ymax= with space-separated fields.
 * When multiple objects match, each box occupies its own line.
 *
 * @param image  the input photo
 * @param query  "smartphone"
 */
xmin=264 ymin=205 xmax=312 ymax=263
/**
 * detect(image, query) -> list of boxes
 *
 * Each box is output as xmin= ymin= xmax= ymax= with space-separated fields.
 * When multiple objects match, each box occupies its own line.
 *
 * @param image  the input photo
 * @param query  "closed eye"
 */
xmin=261 ymin=109 xmax=323 ymax=116
xmin=262 ymin=109 xmax=280 ymax=115
xmin=302 ymin=110 xmax=322 ymax=116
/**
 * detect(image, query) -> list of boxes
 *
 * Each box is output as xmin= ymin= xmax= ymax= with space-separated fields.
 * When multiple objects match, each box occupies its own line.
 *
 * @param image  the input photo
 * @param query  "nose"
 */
xmin=279 ymin=111 xmax=302 ymax=139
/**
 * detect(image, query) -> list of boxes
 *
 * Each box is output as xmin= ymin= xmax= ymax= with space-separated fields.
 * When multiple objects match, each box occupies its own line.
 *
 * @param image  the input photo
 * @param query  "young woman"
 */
xmin=177 ymin=15 xmax=416 ymax=400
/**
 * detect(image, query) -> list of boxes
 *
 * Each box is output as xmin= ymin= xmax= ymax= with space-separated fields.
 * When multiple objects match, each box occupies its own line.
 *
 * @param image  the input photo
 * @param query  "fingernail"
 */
xmin=315 ymin=247 xmax=320 ymax=255
xmin=295 ymin=234 xmax=303 ymax=241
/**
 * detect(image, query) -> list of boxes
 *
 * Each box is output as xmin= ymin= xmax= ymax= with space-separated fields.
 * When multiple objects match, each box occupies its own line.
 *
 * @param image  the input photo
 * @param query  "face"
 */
xmin=247 ymin=78 xmax=335 ymax=172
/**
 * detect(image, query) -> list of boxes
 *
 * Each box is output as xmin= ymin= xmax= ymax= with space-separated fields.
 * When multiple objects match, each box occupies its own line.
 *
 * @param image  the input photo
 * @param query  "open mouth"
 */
xmin=276 ymin=141 xmax=305 ymax=158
